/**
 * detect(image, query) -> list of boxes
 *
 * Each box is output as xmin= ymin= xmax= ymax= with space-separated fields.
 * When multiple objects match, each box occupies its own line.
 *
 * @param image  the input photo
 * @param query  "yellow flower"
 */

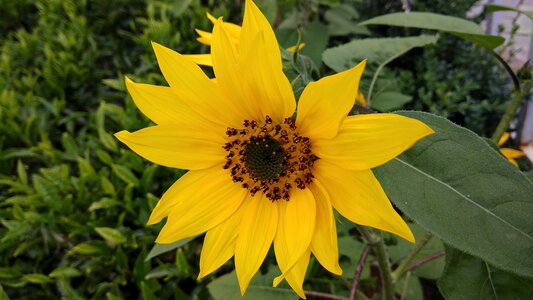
xmin=185 ymin=10 xmax=305 ymax=66
xmin=498 ymin=132 xmax=525 ymax=167
xmin=115 ymin=0 xmax=433 ymax=297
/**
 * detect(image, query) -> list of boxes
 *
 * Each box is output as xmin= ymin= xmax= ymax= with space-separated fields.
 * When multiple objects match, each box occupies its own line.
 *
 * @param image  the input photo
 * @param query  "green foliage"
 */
xmin=1 ymin=0 xmax=530 ymax=299
xmin=375 ymin=112 xmax=533 ymax=278
xmin=438 ymin=245 xmax=533 ymax=299
xmin=359 ymin=12 xmax=504 ymax=49
xmin=0 ymin=0 xmax=229 ymax=298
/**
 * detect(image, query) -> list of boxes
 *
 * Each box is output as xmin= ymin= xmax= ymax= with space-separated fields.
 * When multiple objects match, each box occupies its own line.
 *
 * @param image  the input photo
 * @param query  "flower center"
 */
xmin=223 ymin=116 xmax=318 ymax=201
xmin=244 ymin=136 xmax=287 ymax=181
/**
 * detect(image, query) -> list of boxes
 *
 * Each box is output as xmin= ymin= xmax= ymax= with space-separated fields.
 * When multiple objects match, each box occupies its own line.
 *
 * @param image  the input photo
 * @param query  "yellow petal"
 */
xmin=239 ymin=31 xmax=296 ymax=122
xmin=273 ymin=250 xmax=311 ymax=299
xmin=211 ymin=18 xmax=258 ymax=121
xmin=498 ymin=132 xmax=510 ymax=146
xmin=184 ymin=54 xmax=213 ymax=66
xmin=155 ymin=166 xmax=247 ymax=243
xmin=286 ymin=43 xmax=305 ymax=53
xmin=151 ymin=41 xmax=245 ymax=127
xmin=239 ymin=0 xmax=296 ymax=122
xmin=195 ymin=29 xmax=213 ymax=46
xmin=273 ymin=188 xmax=315 ymax=277
xmin=124 ymin=77 xmax=219 ymax=130
xmin=204 ymin=12 xmax=241 ymax=43
xmin=198 ymin=202 xmax=245 ymax=279
xmin=314 ymin=160 xmax=415 ymax=243
xmin=313 ymin=114 xmax=434 ymax=170
xmin=235 ymin=195 xmax=278 ymax=295
xmin=501 ymin=148 xmax=525 ymax=159
xmin=308 ymin=180 xmax=342 ymax=275
xmin=114 ymin=124 xmax=225 ymax=170
xmin=296 ymin=60 xmax=366 ymax=139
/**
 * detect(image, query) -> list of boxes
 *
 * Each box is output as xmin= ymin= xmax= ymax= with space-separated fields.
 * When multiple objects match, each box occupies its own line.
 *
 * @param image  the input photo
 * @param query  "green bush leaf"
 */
xmin=208 ymin=269 xmax=297 ymax=300
xmin=95 ymin=227 xmax=126 ymax=245
xmin=323 ymin=35 xmax=437 ymax=72
xmin=438 ymin=245 xmax=533 ymax=299
xmin=23 ymin=274 xmax=53 ymax=284
xmin=371 ymin=91 xmax=413 ymax=112
xmin=69 ymin=241 xmax=111 ymax=255
xmin=374 ymin=111 xmax=533 ymax=278
xmin=49 ymin=267 xmax=82 ymax=278
xmin=145 ymin=236 xmax=196 ymax=261
xmin=111 ymin=164 xmax=139 ymax=186
xmin=0 ymin=283 xmax=10 ymax=300
xmin=359 ymin=12 xmax=505 ymax=49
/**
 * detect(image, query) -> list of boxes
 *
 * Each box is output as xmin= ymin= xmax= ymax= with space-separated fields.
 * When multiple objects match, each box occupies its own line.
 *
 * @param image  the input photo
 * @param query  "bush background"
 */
xmin=0 ymin=0 xmax=511 ymax=299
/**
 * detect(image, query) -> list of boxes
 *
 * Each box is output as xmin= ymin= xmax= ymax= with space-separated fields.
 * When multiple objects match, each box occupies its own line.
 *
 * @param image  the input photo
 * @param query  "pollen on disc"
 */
xmin=222 ymin=115 xmax=318 ymax=201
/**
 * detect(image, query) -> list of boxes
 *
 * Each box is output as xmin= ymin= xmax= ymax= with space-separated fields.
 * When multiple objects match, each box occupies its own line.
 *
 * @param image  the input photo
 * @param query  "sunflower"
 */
xmin=185 ymin=11 xmax=305 ymax=66
xmin=498 ymin=132 xmax=525 ymax=167
xmin=115 ymin=0 xmax=433 ymax=297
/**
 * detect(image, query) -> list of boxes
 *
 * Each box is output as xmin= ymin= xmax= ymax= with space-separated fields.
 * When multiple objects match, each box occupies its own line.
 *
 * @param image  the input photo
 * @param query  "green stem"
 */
xmin=373 ymin=230 xmax=395 ymax=300
xmin=391 ymin=233 xmax=433 ymax=283
xmin=490 ymin=80 xmax=533 ymax=144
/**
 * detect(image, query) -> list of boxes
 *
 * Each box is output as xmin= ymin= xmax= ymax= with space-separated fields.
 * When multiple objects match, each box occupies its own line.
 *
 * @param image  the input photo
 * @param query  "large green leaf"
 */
xmin=359 ymin=12 xmax=505 ymax=49
xmin=486 ymin=4 xmax=533 ymax=22
xmin=438 ymin=245 xmax=533 ymax=299
xmin=374 ymin=111 xmax=533 ymax=278
xmin=208 ymin=269 xmax=297 ymax=300
xmin=323 ymin=35 xmax=437 ymax=72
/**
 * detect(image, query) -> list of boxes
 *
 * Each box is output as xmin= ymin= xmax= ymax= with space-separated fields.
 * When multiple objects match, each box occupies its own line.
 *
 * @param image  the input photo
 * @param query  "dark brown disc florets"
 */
xmin=223 ymin=115 xmax=318 ymax=201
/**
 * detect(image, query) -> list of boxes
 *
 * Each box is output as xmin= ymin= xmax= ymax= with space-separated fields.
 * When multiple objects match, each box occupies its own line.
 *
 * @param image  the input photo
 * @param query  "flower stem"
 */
xmin=490 ymin=80 xmax=533 ymax=144
xmin=391 ymin=233 xmax=433 ymax=283
xmin=405 ymin=251 xmax=445 ymax=273
xmin=372 ymin=230 xmax=395 ymax=300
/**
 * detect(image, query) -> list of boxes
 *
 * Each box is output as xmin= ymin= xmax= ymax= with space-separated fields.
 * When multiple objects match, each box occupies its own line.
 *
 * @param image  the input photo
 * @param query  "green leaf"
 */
xmin=208 ymin=269 xmax=297 ymax=300
xmin=323 ymin=35 xmax=437 ymax=72
xmin=16 ymin=160 xmax=27 ymax=185
xmin=438 ymin=245 xmax=533 ymax=299
xmin=99 ymin=128 xmax=118 ymax=152
xmin=145 ymin=236 xmax=196 ymax=261
xmin=324 ymin=4 xmax=370 ymax=36
xmin=486 ymin=4 xmax=533 ymax=22
xmin=359 ymin=12 xmax=505 ymax=49
xmin=23 ymin=273 xmax=53 ymax=284
xmin=111 ymin=164 xmax=139 ymax=186
xmin=100 ymin=177 xmax=116 ymax=196
xmin=88 ymin=197 xmax=120 ymax=211
xmin=374 ymin=111 xmax=533 ymax=278
xmin=95 ymin=227 xmax=126 ymax=245
xmin=49 ymin=267 xmax=82 ymax=278
xmin=69 ymin=241 xmax=111 ymax=255
xmin=0 ymin=268 xmax=21 ymax=280
xmin=371 ymin=91 xmax=413 ymax=112
xmin=526 ymin=170 xmax=533 ymax=182
xmin=0 ymin=283 xmax=10 ymax=300
xmin=277 ymin=21 xmax=329 ymax=67
xmin=140 ymin=281 xmax=158 ymax=300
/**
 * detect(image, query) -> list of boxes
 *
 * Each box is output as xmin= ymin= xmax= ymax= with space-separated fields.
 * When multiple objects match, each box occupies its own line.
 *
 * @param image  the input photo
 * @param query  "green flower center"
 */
xmin=244 ymin=136 xmax=287 ymax=181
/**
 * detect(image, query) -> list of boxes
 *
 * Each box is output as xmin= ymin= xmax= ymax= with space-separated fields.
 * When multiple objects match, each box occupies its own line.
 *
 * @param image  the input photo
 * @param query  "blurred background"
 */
xmin=0 ymin=0 xmax=530 ymax=299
